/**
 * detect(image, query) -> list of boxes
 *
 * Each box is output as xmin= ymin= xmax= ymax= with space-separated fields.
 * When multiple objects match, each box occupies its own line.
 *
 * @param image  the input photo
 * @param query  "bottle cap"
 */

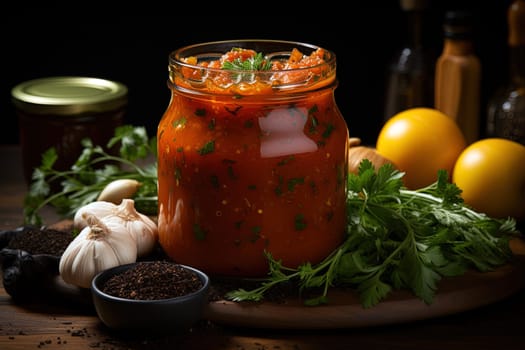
xmin=11 ymin=76 xmax=128 ymax=115
xmin=400 ymin=0 xmax=430 ymax=11
xmin=443 ymin=10 xmax=476 ymax=40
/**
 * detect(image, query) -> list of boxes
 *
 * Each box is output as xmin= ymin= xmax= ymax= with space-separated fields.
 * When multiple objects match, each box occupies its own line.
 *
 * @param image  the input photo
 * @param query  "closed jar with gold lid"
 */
xmin=12 ymin=76 xmax=127 ymax=184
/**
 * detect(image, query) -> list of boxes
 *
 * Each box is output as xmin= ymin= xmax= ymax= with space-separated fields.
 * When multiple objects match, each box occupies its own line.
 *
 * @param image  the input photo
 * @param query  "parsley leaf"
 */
xmin=221 ymin=51 xmax=272 ymax=71
xmin=226 ymin=159 xmax=520 ymax=308
xmin=23 ymin=125 xmax=158 ymax=226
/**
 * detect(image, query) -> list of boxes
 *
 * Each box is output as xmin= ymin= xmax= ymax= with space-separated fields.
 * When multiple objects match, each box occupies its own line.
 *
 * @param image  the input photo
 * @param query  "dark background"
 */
xmin=1 ymin=1 xmax=514 ymax=146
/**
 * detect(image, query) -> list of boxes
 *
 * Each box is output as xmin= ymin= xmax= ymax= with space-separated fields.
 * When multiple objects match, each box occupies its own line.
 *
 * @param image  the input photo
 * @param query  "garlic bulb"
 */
xmin=59 ymin=213 xmax=138 ymax=288
xmin=73 ymin=201 xmax=116 ymax=231
xmin=73 ymin=199 xmax=158 ymax=257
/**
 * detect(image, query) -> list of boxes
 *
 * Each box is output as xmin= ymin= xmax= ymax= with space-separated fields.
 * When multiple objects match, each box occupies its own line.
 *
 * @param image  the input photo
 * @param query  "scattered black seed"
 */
xmin=71 ymin=329 xmax=85 ymax=337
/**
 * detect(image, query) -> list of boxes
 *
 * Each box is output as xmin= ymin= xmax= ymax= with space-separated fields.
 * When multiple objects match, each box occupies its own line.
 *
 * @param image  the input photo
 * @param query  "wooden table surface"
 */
xmin=1 ymin=144 xmax=525 ymax=350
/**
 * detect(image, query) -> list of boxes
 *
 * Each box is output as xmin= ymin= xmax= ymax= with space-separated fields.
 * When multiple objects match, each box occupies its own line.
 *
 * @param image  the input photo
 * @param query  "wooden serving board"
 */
xmin=203 ymin=239 xmax=525 ymax=330
xmin=43 ymin=221 xmax=525 ymax=330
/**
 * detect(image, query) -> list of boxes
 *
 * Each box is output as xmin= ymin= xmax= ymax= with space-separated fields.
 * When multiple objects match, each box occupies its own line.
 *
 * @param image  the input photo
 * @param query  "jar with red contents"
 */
xmin=11 ymin=76 xmax=128 ymax=185
xmin=157 ymin=40 xmax=349 ymax=277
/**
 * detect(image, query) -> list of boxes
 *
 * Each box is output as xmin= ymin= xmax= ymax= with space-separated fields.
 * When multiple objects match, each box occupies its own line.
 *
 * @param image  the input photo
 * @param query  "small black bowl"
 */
xmin=91 ymin=261 xmax=210 ymax=333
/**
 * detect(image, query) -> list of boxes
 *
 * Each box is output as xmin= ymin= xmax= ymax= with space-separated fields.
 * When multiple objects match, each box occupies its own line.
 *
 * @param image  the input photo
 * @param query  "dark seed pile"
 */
xmin=2 ymin=226 xmax=293 ymax=304
xmin=101 ymin=261 xmax=203 ymax=300
xmin=6 ymin=227 xmax=73 ymax=256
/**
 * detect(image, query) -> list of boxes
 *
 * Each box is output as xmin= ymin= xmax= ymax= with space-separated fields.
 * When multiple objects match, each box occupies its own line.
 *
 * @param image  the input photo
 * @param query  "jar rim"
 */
xmin=168 ymin=39 xmax=337 ymax=95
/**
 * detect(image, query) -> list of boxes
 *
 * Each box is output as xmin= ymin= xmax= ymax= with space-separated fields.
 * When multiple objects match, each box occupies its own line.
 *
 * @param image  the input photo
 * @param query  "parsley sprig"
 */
xmin=23 ymin=125 xmax=158 ymax=226
xmin=220 ymin=50 xmax=272 ymax=85
xmin=226 ymin=160 xmax=519 ymax=308
xmin=221 ymin=51 xmax=272 ymax=71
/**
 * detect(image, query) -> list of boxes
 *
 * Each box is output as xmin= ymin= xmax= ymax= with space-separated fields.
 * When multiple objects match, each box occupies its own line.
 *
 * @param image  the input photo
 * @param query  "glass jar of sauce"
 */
xmin=157 ymin=40 xmax=349 ymax=277
xmin=11 ymin=76 xmax=128 ymax=184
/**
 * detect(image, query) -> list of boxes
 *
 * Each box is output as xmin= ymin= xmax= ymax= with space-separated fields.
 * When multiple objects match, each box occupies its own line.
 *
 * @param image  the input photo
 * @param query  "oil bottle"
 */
xmin=434 ymin=10 xmax=481 ymax=145
xmin=384 ymin=0 xmax=435 ymax=122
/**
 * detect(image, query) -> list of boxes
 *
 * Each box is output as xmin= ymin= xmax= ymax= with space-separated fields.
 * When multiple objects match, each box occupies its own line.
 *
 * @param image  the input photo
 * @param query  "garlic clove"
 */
xmin=73 ymin=201 xmax=118 ymax=231
xmin=113 ymin=199 xmax=159 ymax=257
xmin=97 ymin=179 xmax=141 ymax=204
xmin=348 ymin=137 xmax=362 ymax=147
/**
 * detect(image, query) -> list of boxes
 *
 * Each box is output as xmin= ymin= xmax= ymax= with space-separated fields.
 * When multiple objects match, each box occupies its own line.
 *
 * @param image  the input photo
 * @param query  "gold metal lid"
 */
xmin=11 ymin=76 xmax=128 ymax=115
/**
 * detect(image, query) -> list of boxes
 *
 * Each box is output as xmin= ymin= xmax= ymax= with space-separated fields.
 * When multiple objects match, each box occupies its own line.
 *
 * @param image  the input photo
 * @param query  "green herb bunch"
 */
xmin=226 ymin=160 xmax=519 ymax=308
xmin=24 ymin=125 xmax=158 ymax=226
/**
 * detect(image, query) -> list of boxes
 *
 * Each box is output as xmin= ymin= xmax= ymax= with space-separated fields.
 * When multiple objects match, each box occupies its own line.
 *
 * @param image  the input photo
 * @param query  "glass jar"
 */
xmin=157 ymin=40 xmax=349 ymax=277
xmin=11 ymin=76 xmax=128 ymax=184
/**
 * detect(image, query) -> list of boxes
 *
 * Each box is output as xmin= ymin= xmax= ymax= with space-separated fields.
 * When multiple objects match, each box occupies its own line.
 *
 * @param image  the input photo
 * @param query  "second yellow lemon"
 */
xmin=452 ymin=138 xmax=525 ymax=220
xmin=376 ymin=107 xmax=467 ymax=189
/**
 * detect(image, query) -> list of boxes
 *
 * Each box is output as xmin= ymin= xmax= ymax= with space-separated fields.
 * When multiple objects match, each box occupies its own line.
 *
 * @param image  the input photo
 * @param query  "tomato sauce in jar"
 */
xmin=157 ymin=40 xmax=349 ymax=277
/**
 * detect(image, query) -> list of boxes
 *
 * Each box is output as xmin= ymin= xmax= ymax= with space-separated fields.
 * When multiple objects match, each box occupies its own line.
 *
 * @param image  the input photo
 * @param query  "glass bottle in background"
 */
xmin=384 ymin=0 xmax=435 ymax=122
xmin=434 ymin=10 xmax=481 ymax=145
xmin=486 ymin=0 xmax=525 ymax=145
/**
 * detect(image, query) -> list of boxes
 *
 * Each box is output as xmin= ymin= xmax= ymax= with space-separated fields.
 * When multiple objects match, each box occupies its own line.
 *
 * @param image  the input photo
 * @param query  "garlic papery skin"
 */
xmin=348 ymin=145 xmax=396 ymax=175
xmin=73 ymin=201 xmax=118 ymax=231
xmin=108 ymin=198 xmax=158 ymax=257
xmin=59 ymin=213 xmax=138 ymax=288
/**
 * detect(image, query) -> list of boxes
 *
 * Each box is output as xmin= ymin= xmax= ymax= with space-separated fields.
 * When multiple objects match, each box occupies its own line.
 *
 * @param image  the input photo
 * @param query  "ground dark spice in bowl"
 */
xmin=101 ymin=261 xmax=204 ymax=300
